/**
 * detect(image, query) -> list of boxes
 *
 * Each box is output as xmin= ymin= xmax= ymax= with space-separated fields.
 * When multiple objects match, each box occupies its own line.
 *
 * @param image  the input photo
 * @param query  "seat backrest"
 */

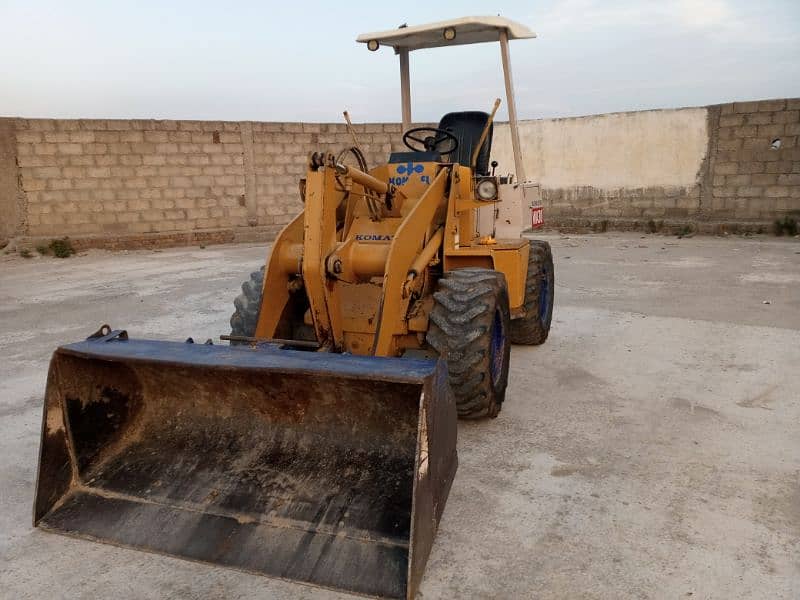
xmin=437 ymin=111 xmax=493 ymax=175
xmin=388 ymin=151 xmax=441 ymax=164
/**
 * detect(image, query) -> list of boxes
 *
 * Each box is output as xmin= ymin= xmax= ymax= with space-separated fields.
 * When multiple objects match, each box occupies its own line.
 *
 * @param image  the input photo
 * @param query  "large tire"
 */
xmin=427 ymin=268 xmax=511 ymax=419
xmin=509 ymin=240 xmax=554 ymax=345
xmin=230 ymin=267 xmax=264 ymax=340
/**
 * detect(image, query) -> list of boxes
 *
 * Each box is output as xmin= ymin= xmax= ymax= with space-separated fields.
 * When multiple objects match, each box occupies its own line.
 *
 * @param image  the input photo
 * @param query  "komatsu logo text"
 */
xmin=355 ymin=234 xmax=393 ymax=242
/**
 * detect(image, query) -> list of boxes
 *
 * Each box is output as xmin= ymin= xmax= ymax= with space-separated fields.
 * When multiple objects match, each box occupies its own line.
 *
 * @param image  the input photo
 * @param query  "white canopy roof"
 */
xmin=356 ymin=16 xmax=535 ymax=52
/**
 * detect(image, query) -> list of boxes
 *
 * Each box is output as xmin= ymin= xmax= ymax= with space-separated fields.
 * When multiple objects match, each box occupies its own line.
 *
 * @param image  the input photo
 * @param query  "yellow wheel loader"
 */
xmin=34 ymin=16 xmax=554 ymax=600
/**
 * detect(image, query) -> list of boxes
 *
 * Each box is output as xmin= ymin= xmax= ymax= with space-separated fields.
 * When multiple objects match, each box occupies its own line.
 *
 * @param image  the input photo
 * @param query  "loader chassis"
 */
xmin=255 ymin=158 xmax=530 ymax=357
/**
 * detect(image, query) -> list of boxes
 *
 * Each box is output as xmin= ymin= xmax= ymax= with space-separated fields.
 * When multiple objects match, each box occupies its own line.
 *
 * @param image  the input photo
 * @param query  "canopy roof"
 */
xmin=356 ymin=16 xmax=535 ymax=52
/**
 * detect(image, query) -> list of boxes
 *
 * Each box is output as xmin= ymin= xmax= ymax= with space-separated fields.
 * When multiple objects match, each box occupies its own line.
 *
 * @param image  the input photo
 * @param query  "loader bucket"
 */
xmin=34 ymin=330 xmax=457 ymax=600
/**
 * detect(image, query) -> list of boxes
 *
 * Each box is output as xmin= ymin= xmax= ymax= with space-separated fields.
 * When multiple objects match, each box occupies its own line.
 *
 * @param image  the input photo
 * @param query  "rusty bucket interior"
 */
xmin=35 ymin=335 xmax=457 ymax=599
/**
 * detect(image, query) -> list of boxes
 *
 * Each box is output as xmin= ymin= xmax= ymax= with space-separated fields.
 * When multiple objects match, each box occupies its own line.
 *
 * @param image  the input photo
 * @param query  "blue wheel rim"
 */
xmin=490 ymin=308 xmax=505 ymax=385
xmin=538 ymin=265 xmax=550 ymax=321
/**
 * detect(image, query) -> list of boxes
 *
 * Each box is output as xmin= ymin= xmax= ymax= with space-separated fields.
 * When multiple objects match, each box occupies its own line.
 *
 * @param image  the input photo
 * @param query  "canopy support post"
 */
xmin=499 ymin=29 xmax=526 ymax=182
xmin=399 ymin=48 xmax=411 ymax=131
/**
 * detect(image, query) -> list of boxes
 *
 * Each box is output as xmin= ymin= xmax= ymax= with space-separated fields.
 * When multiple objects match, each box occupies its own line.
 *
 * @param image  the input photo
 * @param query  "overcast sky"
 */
xmin=1 ymin=0 xmax=799 ymax=122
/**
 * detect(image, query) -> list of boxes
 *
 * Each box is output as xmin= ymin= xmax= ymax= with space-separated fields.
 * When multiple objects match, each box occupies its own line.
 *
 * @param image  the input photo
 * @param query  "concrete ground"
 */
xmin=1 ymin=232 xmax=798 ymax=599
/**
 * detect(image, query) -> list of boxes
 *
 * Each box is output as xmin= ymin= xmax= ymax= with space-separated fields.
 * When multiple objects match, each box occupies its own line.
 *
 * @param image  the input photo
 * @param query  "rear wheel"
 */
xmin=509 ymin=240 xmax=554 ymax=345
xmin=230 ymin=267 xmax=264 ymax=340
xmin=230 ymin=268 xmax=315 ymax=343
xmin=427 ymin=268 xmax=511 ymax=419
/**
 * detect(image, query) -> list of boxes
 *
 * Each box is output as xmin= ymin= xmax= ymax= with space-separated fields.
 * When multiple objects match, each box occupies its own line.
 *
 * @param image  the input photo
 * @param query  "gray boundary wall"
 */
xmin=1 ymin=97 xmax=798 ymax=248
xmin=491 ymin=97 xmax=800 ymax=232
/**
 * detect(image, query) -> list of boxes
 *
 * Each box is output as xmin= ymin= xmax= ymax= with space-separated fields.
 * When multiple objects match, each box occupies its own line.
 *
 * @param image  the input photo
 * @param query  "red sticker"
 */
xmin=531 ymin=206 xmax=544 ymax=228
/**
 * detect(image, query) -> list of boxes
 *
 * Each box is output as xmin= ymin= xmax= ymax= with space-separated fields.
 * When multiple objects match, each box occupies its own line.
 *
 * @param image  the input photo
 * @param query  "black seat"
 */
xmin=388 ymin=151 xmax=441 ymax=164
xmin=436 ymin=111 xmax=493 ymax=175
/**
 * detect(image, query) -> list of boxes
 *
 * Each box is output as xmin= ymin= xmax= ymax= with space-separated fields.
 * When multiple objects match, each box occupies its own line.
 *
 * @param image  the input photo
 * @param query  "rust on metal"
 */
xmin=219 ymin=334 xmax=320 ymax=349
xmin=34 ymin=334 xmax=457 ymax=600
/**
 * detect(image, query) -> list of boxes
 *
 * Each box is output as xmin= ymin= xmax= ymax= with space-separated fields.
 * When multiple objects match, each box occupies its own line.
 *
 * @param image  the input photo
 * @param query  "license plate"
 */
xmin=531 ymin=206 xmax=544 ymax=228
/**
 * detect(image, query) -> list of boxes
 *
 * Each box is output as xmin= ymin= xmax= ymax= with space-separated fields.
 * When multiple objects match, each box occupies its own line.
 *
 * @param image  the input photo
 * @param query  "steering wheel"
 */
xmin=402 ymin=127 xmax=459 ymax=154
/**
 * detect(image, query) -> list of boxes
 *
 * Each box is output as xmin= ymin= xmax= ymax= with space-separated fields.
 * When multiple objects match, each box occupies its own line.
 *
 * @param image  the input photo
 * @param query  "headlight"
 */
xmin=475 ymin=178 xmax=498 ymax=201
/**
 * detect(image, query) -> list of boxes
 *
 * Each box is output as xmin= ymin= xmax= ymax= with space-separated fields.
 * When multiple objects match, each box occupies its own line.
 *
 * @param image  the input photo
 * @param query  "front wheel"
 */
xmin=426 ymin=268 xmax=511 ymax=419
xmin=509 ymin=240 xmax=554 ymax=345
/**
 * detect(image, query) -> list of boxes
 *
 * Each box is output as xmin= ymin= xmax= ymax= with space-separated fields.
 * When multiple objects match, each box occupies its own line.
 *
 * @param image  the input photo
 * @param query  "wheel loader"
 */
xmin=34 ymin=16 xmax=554 ymax=600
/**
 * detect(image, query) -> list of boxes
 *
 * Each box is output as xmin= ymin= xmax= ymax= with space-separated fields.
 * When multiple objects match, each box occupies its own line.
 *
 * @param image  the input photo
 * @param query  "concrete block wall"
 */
xmin=538 ymin=185 xmax=702 ymax=220
xmin=490 ymin=98 xmax=800 ymax=231
xmin=0 ymin=118 xmax=26 ymax=241
xmin=1 ymin=97 xmax=799 ymax=248
xmin=709 ymin=99 xmax=800 ymax=220
xmin=491 ymin=107 xmax=710 ymax=224
xmin=14 ymin=119 xmax=248 ymax=238
xmin=248 ymin=122 xmax=404 ymax=228
xmin=8 ymin=119 xmax=406 ymax=246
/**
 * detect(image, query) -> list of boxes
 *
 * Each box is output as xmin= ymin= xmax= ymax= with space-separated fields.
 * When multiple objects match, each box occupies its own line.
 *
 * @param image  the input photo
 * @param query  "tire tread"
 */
xmin=427 ymin=268 xmax=511 ymax=419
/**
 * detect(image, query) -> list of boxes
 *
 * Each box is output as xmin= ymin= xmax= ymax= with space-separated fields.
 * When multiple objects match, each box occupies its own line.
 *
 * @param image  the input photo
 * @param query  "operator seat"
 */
xmin=437 ymin=111 xmax=493 ymax=175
